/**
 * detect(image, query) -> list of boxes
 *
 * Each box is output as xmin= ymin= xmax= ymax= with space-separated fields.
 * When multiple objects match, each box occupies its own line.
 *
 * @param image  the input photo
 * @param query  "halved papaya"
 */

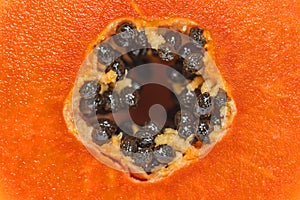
xmin=1 ymin=0 xmax=299 ymax=199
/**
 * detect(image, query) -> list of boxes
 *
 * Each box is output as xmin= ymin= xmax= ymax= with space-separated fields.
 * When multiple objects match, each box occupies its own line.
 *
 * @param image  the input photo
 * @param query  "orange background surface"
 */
xmin=1 ymin=0 xmax=300 ymax=199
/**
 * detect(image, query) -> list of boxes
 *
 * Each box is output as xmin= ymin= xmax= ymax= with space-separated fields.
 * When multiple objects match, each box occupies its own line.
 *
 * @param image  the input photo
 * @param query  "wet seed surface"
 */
xmin=65 ymin=18 xmax=236 ymax=181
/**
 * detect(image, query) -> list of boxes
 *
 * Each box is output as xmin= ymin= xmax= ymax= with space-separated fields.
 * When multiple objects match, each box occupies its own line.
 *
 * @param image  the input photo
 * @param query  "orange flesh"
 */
xmin=1 ymin=0 xmax=300 ymax=199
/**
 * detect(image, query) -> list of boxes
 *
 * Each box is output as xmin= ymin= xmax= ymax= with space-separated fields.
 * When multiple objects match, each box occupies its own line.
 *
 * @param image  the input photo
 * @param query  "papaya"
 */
xmin=1 ymin=0 xmax=299 ymax=199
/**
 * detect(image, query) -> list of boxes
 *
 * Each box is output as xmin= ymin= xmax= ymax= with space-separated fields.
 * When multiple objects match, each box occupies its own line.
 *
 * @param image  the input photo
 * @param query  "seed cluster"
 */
xmin=76 ymin=21 xmax=229 ymax=174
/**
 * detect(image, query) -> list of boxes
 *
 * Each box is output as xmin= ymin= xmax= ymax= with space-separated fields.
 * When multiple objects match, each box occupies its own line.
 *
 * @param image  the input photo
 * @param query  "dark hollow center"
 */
xmin=127 ymin=65 xmax=180 ymax=128
xmin=130 ymin=83 xmax=179 ymax=127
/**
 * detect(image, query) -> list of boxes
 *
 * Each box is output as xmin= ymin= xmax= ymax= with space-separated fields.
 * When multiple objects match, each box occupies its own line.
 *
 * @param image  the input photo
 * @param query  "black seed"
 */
xmin=211 ymin=111 xmax=221 ymax=126
xmin=97 ymin=90 xmax=120 ymax=113
xmin=178 ymin=123 xmax=197 ymax=139
xmin=164 ymin=30 xmax=182 ymax=50
xmin=189 ymin=27 xmax=207 ymax=47
xmin=91 ymin=118 xmax=117 ymax=146
xmin=143 ymin=121 xmax=161 ymax=133
xmin=178 ymin=42 xmax=202 ymax=58
xmin=135 ymin=31 xmax=149 ymax=48
xmin=79 ymin=95 xmax=101 ymax=117
xmin=183 ymin=52 xmax=204 ymax=74
xmin=97 ymin=43 xmax=116 ymax=65
xmin=194 ymin=92 xmax=212 ymax=116
xmin=135 ymin=130 xmax=156 ymax=148
xmin=79 ymin=80 xmax=100 ymax=99
xmin=105 ymin=59 xmax=126 ymax=81
xmin=174 ymin=110 xmax=195 ymax=128
xmin=157 ymin=44 xmax=175 ymax=61
xmin=179 ymin=89 xmax=198 ymax=110
xmin=150 ymin=158 xmax=160 ymax=168
xmin=153 ymin=144 xmax=176 ymax=164
xmin=91 ymin=127 xmax=112 ymax=146
xmin=214 ymin=88 xmax=228 ymax=108
xmin=114 ymin=22 xmax=137 ymax=48
xmin=126 ymin=31 xmax=149 ymax=63
xmin=132 ymin=148 xmax=153 ymax=169
xmin=144 ymin=158 xmax=160 ymax=173
xmin=94 ymin=118 xmax=118 ymax=135
xmin=197 ymin=134 xmax=211 ymax=144
xmin=120 ymin=133 xmax=138 ymax=156
xmin=196 ymin=120 xmax=213 ymax=138
xmin=120 ymin=87 xmax=140 ymax=108
xmin=168 ymin=59 xmax=188 ymax=82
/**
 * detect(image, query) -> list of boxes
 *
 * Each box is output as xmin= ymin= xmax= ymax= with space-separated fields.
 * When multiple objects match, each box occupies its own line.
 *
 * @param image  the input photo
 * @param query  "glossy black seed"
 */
xmin=105 ymin=59 xmax=126 ymax=81
xmin=179 ymin=89 xmax=198 ymax=110
xmin=189 ymin=27 xmax=207 ymax=47
xmin=135 ymin=130 xmax=156 ymax=148
xmin=150 ymin=158 xmax=160 ymax=168
xmin=211 ymin=111 xmax=221 ymax=126
xmin=197 ymin=134 xmax=211 ymax=144
xmin=194 ymin=92 xmax=212 ymax=116
xmin=132 ymin=148 xmax=153 ymax=168
xmin=183 ymin=52 xmax=204 ymax=74
xmin=98 ymin=90 xmax=120 ymax=113
xmin=143 ymin=121 xmax=161 ymax=133
xmin=153 ymin=144 xmax=176 ymax=164
xmin=135 ymin=31 xmax=148 ymax=48
xmin=145 ymin=158 xmax=160 ymax=173
xmin=120 ymin=87 xmax=140 ymax=108
xmin=126 ymin=31 xmax=149 ymax=62
xmin=94 ymin=118 xmax=118 ymax=135
xmin=196 ymin=120 xmax=213 ymax=138
xmin=79 ymin=95 xmax=101 ymax=117
xmin=167 ymin=58 xmax=186 ymax=83
xmin=177 ymin=123 xmax=197 ymax=139
xmin=178 ymin=42 xmax=202 ymax=58
xmin=120 ymin=134 xmax=138 ymax=156
xmin=164 ymin=30 xmax=182 ymax=50
xmin=91 ymin=118 xmax=117 ymax=146
xmin=91 ymin=127 xmax=112 ymax=146
xmin=174 ymin=110 xmax=195 ymax=128
xmin=166 ymin=67 xmax=186 ymax=83
xmin=97 ymin=43 xmax=116 ymax=65
xmin=214 ymin=88 xmax=228 ymax=108
xmin=114 ymin=22 xmax=137 ymax=48
xmin=157 ymin=44 xmax=175 ymax=61
xmin=79 ymin=80 xmax=100 ymax=99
